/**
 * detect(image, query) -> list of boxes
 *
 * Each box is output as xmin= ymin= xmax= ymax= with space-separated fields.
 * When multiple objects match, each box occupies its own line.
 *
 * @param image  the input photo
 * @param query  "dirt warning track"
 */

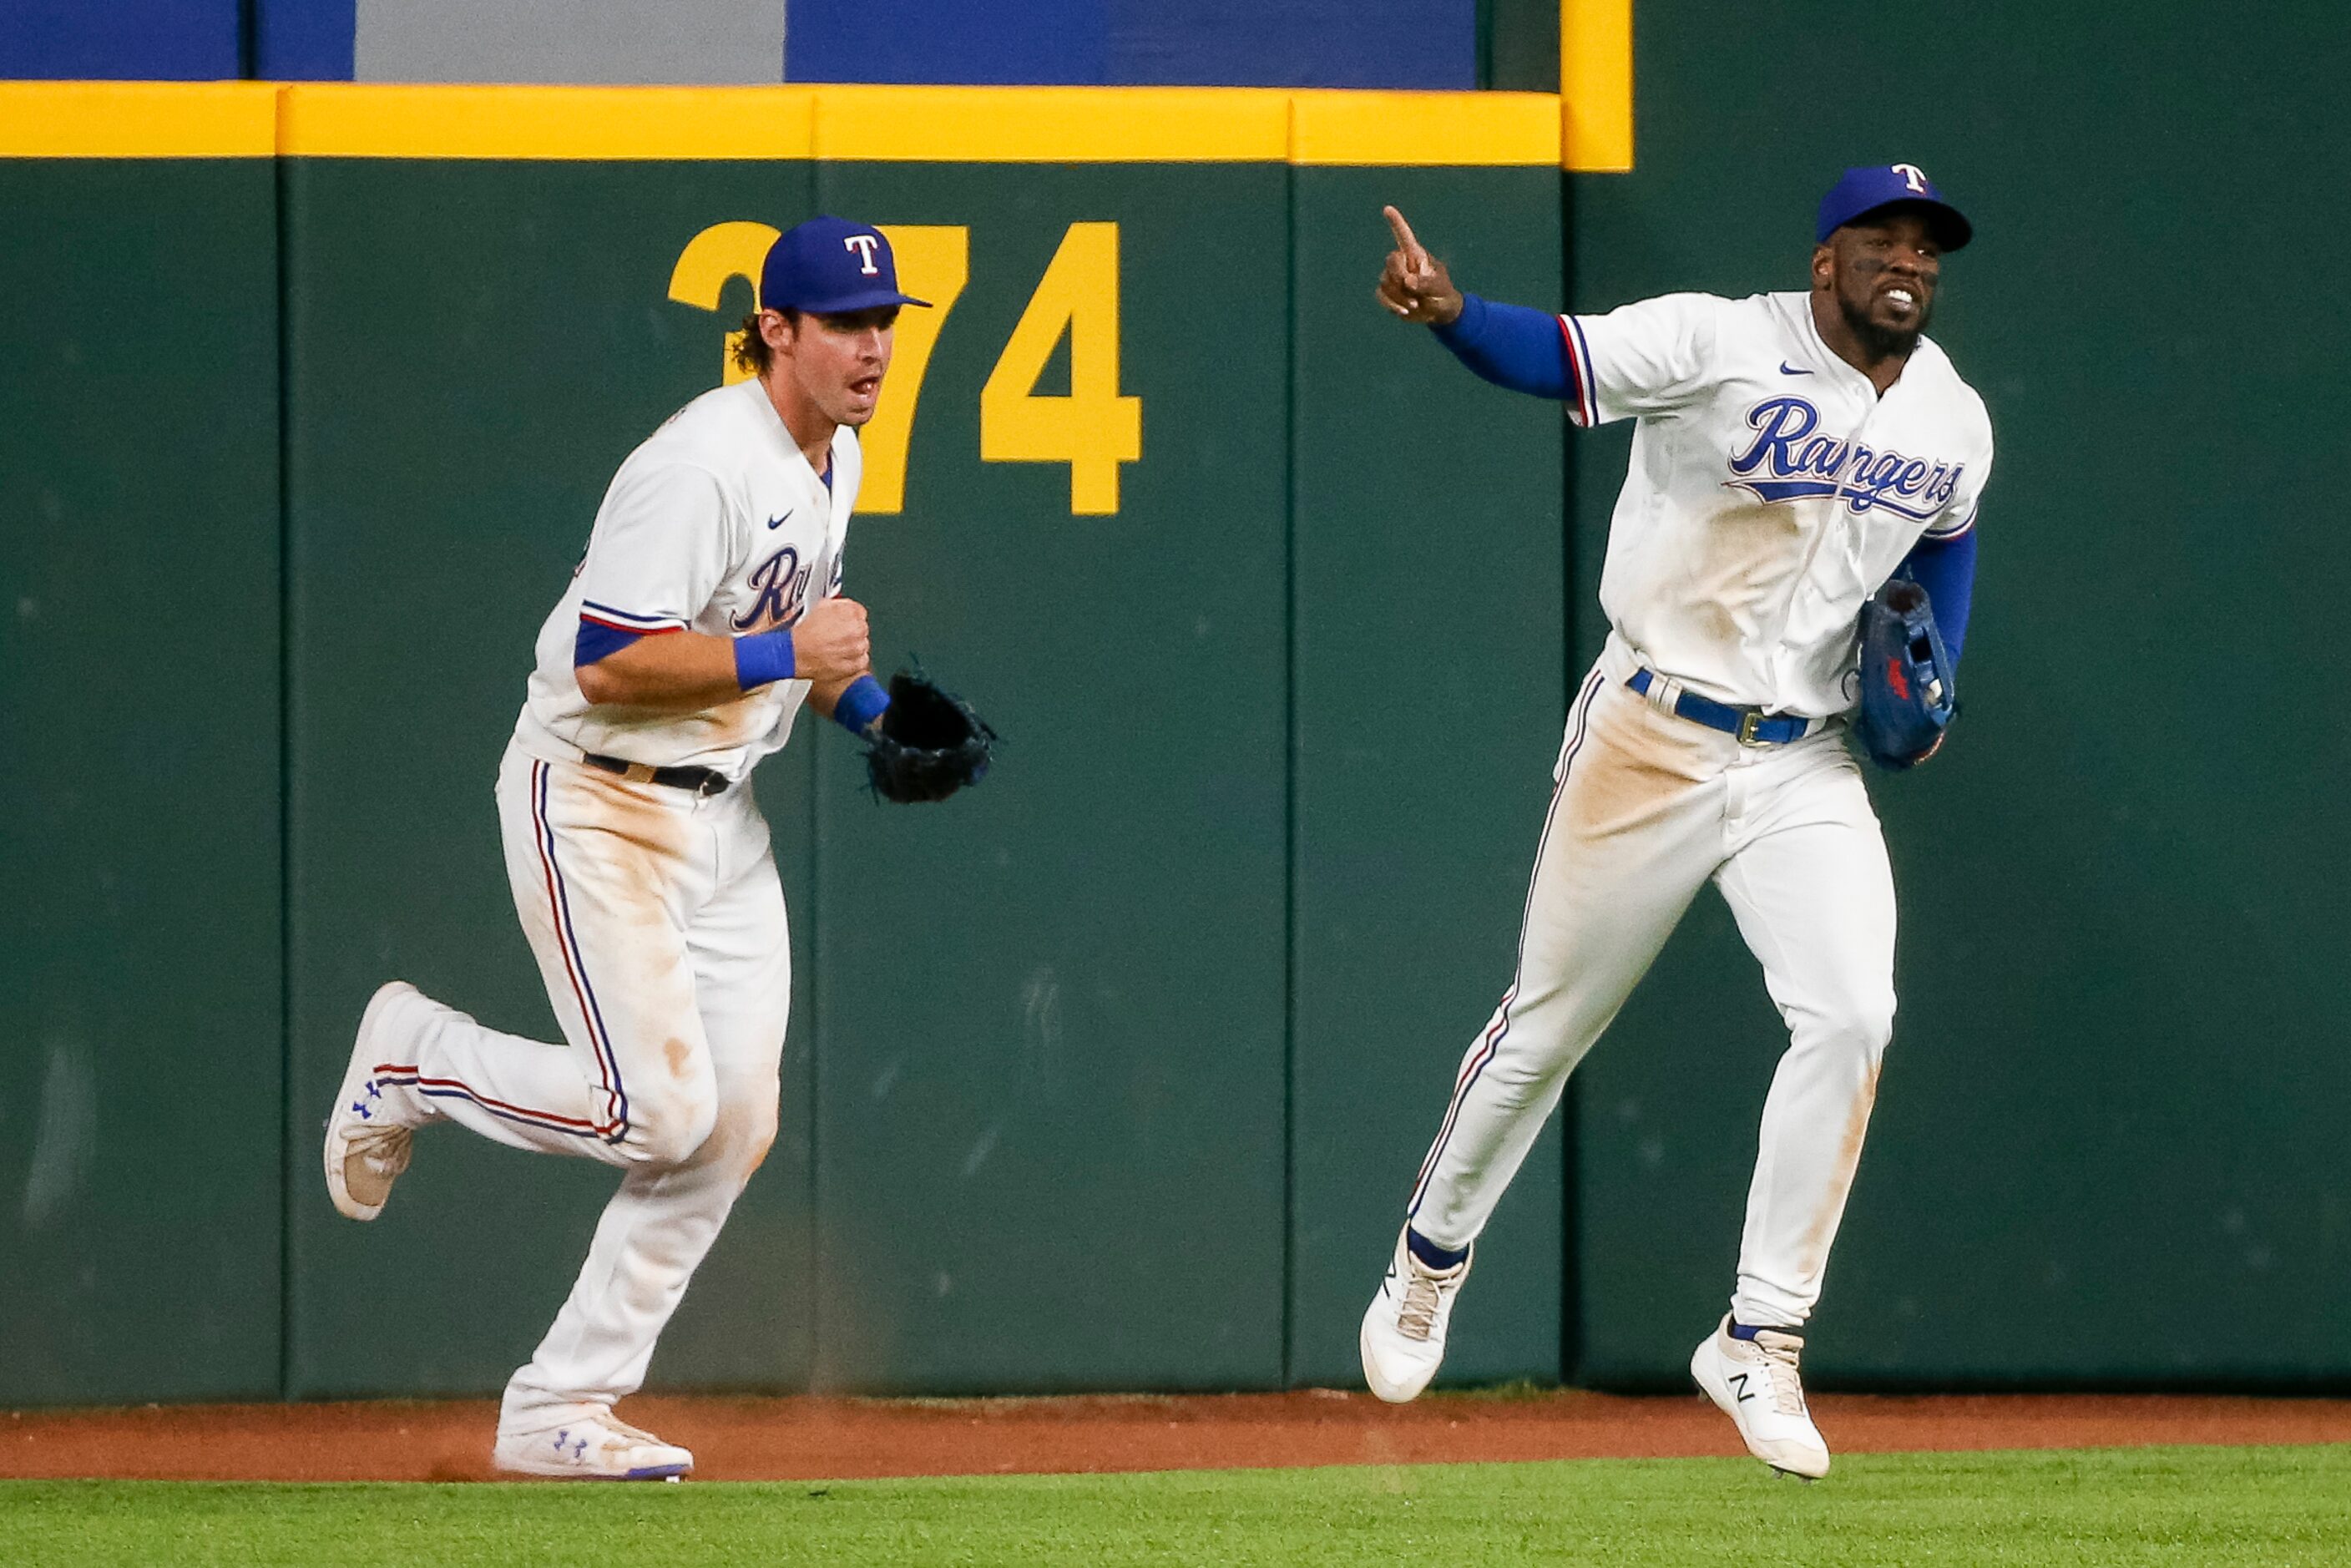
xmin=8 ymin=1390 xmax=2351 ymax=1482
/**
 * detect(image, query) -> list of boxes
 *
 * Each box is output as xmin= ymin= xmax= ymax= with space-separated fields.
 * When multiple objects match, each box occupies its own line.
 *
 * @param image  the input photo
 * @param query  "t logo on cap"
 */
xmin=759 ymin=215 xmax=933 ymax=316
xmin=1815 ymin=164 xmax=1973 ymax=251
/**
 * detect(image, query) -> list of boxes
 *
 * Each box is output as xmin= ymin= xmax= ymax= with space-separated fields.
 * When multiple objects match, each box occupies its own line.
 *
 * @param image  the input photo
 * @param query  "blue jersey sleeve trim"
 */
xmin=579 ymin=599 xmax=688 ymax=633
xmin=1561 ymin=313 xmax=1598 ymax=426
xmin=574 ymin=618 xmax=645 ymax=668
xmin=1900 ymin=527 xmax=1977 ymax=664
xmin=1429 ymin=293 xmax=1572 ymax=402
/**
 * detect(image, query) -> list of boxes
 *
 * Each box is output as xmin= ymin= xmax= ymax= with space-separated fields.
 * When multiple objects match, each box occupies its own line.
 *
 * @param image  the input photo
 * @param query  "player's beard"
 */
xmin=1839 ymin=289 xmax=1929 ymax=360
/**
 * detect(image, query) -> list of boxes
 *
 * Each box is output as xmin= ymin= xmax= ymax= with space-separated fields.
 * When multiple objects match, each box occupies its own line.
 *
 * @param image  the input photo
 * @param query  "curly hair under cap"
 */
xmin=731 ymin=309 xmax=801 ymax=377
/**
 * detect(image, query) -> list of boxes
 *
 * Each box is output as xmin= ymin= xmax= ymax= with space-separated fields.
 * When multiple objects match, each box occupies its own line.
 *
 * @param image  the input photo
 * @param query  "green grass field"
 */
xmin=6 ymin=1445 xmax=2348 ymax=1567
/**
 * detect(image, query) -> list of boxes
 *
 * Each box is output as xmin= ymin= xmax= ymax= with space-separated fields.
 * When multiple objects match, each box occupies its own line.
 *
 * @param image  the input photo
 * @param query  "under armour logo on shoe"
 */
xmin=365 ymin=1081 xmax=382 ymax=1099
xmin=553 ymin=1429 xmax=589 ymax=1461
xmin=351 ymin=1100 xmax=373 ymax=1120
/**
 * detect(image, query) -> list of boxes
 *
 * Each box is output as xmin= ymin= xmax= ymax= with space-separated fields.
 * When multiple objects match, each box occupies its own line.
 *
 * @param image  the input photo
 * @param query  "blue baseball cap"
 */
xmin=1816 ymin=164 xmax=1972 ymax=251
xmin=759 ymin=215 xmax=932 ymax=315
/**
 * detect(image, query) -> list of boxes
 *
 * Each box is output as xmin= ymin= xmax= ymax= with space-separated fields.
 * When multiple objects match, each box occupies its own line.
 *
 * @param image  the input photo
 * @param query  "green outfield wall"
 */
xmin=0 ymin=83 xmax=1574 ymax=1404
xmin=1563 ymin=0 xmax=2351 ymax=1388
xmin=0 ymin=133 xmax=286 ymax=1402
xmin=4 ymin=19 xmax=2348 ymax=1409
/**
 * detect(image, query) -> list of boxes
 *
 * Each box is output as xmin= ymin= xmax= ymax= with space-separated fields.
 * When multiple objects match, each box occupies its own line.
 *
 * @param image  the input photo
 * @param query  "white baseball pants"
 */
xmin=377 ymin=741 xmax=788 ymax=1431
xmin=1408 ymin=653 xmax=1897 ymax=1329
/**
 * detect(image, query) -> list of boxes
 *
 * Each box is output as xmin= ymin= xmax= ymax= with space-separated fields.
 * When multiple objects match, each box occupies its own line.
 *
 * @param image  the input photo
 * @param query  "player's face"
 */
xmin=784 ymin=306 xmax=898 ymax=427
xmin=1817 ymin=210 xmax=1942 ymax=355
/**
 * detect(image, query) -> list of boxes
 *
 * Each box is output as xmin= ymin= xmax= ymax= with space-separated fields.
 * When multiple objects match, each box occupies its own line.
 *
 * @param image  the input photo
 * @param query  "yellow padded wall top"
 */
xmin=0 ymin=79 xmax=1629 ymax=169
xmin=0 ymin=82 xmax=279 ymax=158
xmin=1561 ymin=0 xmax=1635 ymax=172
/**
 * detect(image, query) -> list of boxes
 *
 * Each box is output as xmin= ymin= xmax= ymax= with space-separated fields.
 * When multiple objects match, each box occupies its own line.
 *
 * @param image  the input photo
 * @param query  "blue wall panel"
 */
xmin=1 ymin=0 xmax=1468 ymax=89
xmin=257 ymin=0 xmax=356 ymax=79
xmin=791 ymin=0 xmax=1103 ymax=86
xmin=787 ymin=0 xmax=1474 ymax=89
xmin=1 ymin=0 xmax=240 ymax=78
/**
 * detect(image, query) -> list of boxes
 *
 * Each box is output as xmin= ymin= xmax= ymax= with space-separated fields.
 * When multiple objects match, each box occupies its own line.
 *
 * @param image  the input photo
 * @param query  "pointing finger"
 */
xmin=1382 ymin=205 xmax=1427 ymax=264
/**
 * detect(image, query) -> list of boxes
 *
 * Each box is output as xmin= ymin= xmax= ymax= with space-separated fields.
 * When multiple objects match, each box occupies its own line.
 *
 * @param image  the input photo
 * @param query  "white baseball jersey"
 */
xmin=1560 ymin=290 xmax=1993 ymax=717
xmin=513 ymin=377 xmax=860 ymax=782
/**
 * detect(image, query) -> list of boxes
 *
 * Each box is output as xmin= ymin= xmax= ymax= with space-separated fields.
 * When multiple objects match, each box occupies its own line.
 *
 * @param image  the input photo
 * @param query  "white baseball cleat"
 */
xmin=323 ymin=981 xmax=427 ymax=1222
xmin=493 ymin=1414 xmax=695 ymax=1480
xmin=1690 ymin=1314 xmax=1831 ymax=1479
xmin=1359 ymin=1227 xmax=1472 ymax=1403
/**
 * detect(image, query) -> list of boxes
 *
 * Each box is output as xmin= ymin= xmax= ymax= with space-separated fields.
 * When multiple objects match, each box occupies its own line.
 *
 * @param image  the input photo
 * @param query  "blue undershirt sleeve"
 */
xmin=1429 ymin=293 xmax=1572 ymax=400
xmin=1898 ymin=528 xmax=1977 ymax=664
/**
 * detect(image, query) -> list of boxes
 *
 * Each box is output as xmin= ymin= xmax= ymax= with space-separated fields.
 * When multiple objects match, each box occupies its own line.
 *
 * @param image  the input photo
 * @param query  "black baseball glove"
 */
xmin=1853 ymin=579 xmax=1957 ymax=771
xmin=861 ymin=669 xmax=996 ymax=803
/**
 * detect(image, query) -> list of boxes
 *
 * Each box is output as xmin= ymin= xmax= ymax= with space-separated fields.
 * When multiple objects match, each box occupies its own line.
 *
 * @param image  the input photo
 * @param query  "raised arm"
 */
xmin=1431 ymin=296 xmax=1574 ymax=400
xmin=1377 ymin=205 xmax=1573 ymax=401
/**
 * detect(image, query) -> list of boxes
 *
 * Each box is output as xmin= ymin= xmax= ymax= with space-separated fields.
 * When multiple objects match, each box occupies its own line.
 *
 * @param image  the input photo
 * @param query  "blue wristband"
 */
xmin=832 ymin=674 xmax=891 ymax=735
xmin=732 ymin=630 xmax=796 ymax=690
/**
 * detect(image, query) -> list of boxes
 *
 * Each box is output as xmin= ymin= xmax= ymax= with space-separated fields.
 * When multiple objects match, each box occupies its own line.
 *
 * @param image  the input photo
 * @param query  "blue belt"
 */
xmin=1626 ymin=670 xmax=1817 ymax=746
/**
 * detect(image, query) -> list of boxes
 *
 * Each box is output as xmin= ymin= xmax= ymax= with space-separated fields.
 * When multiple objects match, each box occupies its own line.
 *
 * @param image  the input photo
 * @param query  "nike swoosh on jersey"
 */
xmin=1779 ymin=362 xmax=1814 ymax=376
xmin=766 ymin=509 xmax=794 ymax=529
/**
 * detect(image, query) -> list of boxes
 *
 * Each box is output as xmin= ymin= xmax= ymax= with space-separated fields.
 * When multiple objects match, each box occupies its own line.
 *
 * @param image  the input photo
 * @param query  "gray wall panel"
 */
xmin=356 ymin=0 xmax=786 ymax=84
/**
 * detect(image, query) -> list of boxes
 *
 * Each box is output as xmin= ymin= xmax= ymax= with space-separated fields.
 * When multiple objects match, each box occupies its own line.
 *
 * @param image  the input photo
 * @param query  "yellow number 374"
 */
xmin=667 ymin=220 xmax=1143 ymax=517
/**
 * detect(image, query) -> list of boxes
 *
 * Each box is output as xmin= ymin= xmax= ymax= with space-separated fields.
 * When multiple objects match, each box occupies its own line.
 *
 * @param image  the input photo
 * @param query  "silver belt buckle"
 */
xmin=1736 ymin=709 xmax=1767 ymax=746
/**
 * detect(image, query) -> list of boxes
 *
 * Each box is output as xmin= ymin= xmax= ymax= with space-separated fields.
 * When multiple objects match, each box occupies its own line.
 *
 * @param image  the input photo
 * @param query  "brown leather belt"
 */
xmin=582 ymin=752 xmax=729 ymax=797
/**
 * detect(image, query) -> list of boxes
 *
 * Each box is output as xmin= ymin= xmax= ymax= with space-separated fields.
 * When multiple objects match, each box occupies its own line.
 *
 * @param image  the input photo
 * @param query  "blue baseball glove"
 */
xmin=1853 ymin=579 xmax=1957 ymax=771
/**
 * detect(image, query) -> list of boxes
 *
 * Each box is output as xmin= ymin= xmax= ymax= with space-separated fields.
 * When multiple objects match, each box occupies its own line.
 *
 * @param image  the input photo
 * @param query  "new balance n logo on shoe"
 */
xmin=1728 ymin=1371 xmax=1755 ymax=1403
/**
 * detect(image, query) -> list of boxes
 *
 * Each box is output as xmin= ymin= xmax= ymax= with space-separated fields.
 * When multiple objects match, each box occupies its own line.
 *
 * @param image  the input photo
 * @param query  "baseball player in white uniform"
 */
xmin=1359 ymin=167 xmax=1990 ymax=1478
xmin=321 ymin=217 xmax=927 ymax=1479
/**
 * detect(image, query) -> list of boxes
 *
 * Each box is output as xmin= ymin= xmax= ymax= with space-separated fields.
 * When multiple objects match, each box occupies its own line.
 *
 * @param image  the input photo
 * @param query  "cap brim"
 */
xmin=792 ymin=288 xmax=933 ymax=314
xmin=1849 ymin=197 xmax=1973 ymax=252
